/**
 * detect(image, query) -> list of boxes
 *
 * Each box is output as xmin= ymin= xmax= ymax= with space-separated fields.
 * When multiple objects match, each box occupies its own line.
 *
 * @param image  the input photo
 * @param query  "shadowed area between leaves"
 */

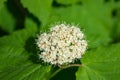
xmin=0 ymin=27 xmax=9 ymax=37
xmin=104 ymin=0 xmax=120 ymax=2
xmin=52 ymin=0 xmax=83 ymax=8
xmin=52 ymin=0 xmax=71 ymax=7
xmin=111 ymin=8 xmax=120 ymax=43
xmin=24 ymin=36 xmax=43 ymax=64
xmin=50 ymin=67 xmax=78 ymax=80
xmin=6 ymin=0 xmax=25 ymax=30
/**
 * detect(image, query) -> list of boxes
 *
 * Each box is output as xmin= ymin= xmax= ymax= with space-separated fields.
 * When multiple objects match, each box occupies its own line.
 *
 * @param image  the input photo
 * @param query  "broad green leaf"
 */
xmin=0 ymin=25 xmax=37 ymax=70
xmin=24 ymin=17 xmax=38 ymax=29
xmin=21 ymin=0 xmax=53 ymax=25
xmin=0 ymin=19 xmax=52 ymax=80
xmin=0 ymin=62 xmax=51 ymax=80
xmin=76 ymin=43 xmax=120 ymax=80
xmin=22 ymin=65 xmax=51 ymax=80
xmin=0 ymin=3 xmax=15 ymax=33
xmin=56 ymin=0 xmax=79 ymax=4
xmin=0 ymin=46 xmax=29 ymax=70
xmin=48 ymin=4 xmax=111 ymax=48
xmin=0 ymin=0 xmax=6 ymax=10
xmin=0 ymin=27 xmax=36 ymax=47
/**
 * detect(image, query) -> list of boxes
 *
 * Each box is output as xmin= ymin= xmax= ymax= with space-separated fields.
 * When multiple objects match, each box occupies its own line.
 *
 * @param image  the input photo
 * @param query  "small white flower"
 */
xmin=37 ymin=23 xmax=87 ymax=65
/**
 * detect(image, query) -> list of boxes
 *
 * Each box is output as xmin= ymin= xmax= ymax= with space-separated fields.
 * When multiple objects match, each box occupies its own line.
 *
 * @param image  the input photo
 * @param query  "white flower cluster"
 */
xmin=37 ymin=24 xmax=87 ymax=65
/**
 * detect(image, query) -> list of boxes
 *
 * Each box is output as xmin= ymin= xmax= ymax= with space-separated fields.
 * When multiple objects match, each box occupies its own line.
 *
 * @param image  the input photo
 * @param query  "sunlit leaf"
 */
xmin=0 ymin=62 xmax=51 ymax=80
xmin=0 ymin=18 xmax=51 ymax=80
xmin=76 ymin=43 xmax=120 ymax=80
xmin=21 ymin=0 xmax=53 ymax=25
xmin=0 ymin=3 xmax=15 ymax=33
xmin=0 ymin=0 xmax=6 ymax=10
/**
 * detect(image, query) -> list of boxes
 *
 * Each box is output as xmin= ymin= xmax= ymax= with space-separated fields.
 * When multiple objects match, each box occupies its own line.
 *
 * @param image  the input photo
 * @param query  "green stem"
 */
xmin=49 ymin=64 xmax=82 ymax=79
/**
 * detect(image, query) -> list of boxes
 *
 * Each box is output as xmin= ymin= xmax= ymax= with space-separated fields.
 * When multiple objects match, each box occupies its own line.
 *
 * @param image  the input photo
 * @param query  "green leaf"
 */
xmin=0 ymin=20 xmax=52 ymax=80
xmin=0 ymin=3 xmax=15 ymax=33
xmin=0 ymin=62 xmax=51 ymax=80
xmin=0 ymin=25 xmax=37 ymax=69
xmin=0 ymin=62 xmax=50 ymax=80
xmin=76 ymin=43 xmax=120 ymax=80
xmin=0 ymin=27 xmax=36 ymax=47
xmin=24 ymin=17 xmax=38 ymax=29
xmin=0 ymin=0 xmax=6 ymax=10
xmin=22 ymin=65 xmax=51 ymax=80
xmin=21 ymin=0 xmax=53 ymax=25
xmin=56 ymin=0 xmax=79 ymax=4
